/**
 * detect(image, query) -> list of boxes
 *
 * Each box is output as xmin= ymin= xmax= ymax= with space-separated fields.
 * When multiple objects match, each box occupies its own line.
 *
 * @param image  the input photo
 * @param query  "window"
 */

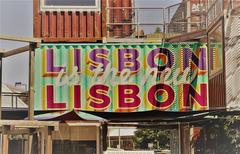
xmin=53 ymin=140 xmax=96 ymax=154
xmin=208 ymin=20 xmax=223 ymax=76
xmin=41 ymin=0 xmax=100 ymax=11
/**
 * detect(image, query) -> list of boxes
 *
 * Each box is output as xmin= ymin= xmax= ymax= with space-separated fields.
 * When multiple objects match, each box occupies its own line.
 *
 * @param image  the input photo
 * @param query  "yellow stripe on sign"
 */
xmin=69 ymin=85 xmax=74 ymax=110
xmin=114 ymin=86 xmax=118 ymax=112
xmin=42 ymin=49 xmax=46 ymax=76
xmin=69 ymin=47 xmax=74 ymax=75
xmin=42 ymin=86 xmax=47 ymax=110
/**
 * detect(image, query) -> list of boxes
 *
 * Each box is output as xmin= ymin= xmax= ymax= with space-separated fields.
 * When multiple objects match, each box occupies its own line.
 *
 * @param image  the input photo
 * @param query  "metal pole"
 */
xmin=187 ymin=0 xmax=191 ymax=33
xmin=163 ymin=9 xmax=166 ymax=43
xmin=15 ymin=95 xmax=17 ymax=108
xmin=168 ymin=6 xmax=170 ymax=24
xmin=0 ymin=55 xmax=2 ymax=119
xmin=106 ymin=0 xmax=110 ymax=39
xmin=136 ymin=8 xmax=139 ymax=39
xmin=11 ymin=95 xmax=14 ymax=108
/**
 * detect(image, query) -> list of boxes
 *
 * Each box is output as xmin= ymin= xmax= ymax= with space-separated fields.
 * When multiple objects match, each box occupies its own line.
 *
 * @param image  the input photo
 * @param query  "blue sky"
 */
xmin=0 ymin=0 xmax=181 ymax=86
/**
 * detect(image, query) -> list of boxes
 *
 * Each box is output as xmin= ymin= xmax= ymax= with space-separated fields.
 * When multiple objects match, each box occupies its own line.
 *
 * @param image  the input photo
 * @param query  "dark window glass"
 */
xmin=45 ymin=0 xmax=96 ymax=6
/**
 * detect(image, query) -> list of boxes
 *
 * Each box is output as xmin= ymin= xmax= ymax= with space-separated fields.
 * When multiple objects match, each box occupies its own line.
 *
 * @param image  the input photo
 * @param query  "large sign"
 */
xmin=34 ymin=43 xmax=208 ymax=112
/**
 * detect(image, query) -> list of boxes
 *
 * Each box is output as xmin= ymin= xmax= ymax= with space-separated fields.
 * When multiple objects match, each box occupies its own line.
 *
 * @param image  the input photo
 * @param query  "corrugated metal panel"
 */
xmin=33 ymin=0 xmax=133 ymax=42
xmin=34 ymin=43 xmax=208 ymax=113
xmin=226 ymin=15 xmax=240 ymax=111
xmin=34 ymin=0 xmax=104 ymax=42
xmin=37 ymin=11 xmax=102 ymax=42
xmin=209 ymin=72 xmax=226 ymax=109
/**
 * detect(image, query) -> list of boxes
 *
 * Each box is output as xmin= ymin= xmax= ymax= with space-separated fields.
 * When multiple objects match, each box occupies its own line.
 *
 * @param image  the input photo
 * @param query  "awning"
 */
xmin=34 ymin=109 xmax=228 ymax=123
xmin=34 ymin=110 xmax=107 ymax=122
xmin=81 ymin=109 xmax=226 ymax=123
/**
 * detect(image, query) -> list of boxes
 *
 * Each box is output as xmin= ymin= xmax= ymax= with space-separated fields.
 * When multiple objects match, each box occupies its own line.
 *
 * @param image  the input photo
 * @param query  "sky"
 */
xmin=0 ymin=0 xmax=32 ymax=86
xmin=0 ymin=0 xmax=181 ymax=86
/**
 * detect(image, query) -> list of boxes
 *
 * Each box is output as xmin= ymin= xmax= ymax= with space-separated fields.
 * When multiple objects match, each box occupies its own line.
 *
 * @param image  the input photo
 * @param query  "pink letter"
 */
xmin=74 ymin=85 xmax=81 ymax=109
xmin=89 ymin=85 xmax=110 ymax=110
xmin=148 ymin=84 xmax=174 ymax=110
xmin=46 ymin=85 xmax=66 ymax=109
xmin=118 ymin=85 xmax=141 ymax=109
xmin=182 ymin=84 xmax=207 ymax=110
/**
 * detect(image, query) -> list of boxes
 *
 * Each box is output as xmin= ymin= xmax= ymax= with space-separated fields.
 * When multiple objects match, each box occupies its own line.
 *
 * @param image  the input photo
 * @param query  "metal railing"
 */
xmin=207 ymin=0 xmax=224 ymax=26
xmin=1 ymin=92 xmax=28 ymax=109
xmin=106 ymin=0 xmax=207 ymax=42
xmin=207 ymin=0 xmax=240 ymax=29
xmin=106 ymin=7 xmax=165 ymax=41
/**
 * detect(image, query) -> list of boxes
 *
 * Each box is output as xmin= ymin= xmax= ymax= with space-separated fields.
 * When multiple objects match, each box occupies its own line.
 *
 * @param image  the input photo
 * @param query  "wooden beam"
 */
xmin=1 ymin=125 xmax=10 ymax=154
xmin=40 ymin=131 xmax=45 ymax=154
xmin=166 ymin=29 xmax=207 ymax=43
xmin=33 ymin=0 xmax=41 ymax=38
xmin=0 ymin=120 xmax=59 ymax=130
xmin=2 ymin=45 xmax=29 ymax=58
xmin=28 ymin=43 xmax=36 ymax=120
xmin=45 ymin=128 xmax=53 ymax=154
xmin=6 ymin=128 xmax=30 ymax=135
xmin=25 ymin=138 xmax=29 ymax=154
xmin=0 ymin=34 xmax=41 ymax=43
xmin=0 ymin=48 xmax=5 ymax=53
xmin=106 ymin=38 xmax=145 ymax=43
xmin=46 ymin=135 xmax=52 ymax=154
xmin=108 ymin=122 xmax=178 ymax=128
xmin=2 ymin=134 xmax=9 ymax=154
xmin=28 ymin=135 xmax=33 ymax=154
xmin=65 ymin=121 xmax=101 ymax=126
xmin=42 ymin=37 xmax=102 ymax=43
xmin=96 ymin=126 xmax=100 ymax=154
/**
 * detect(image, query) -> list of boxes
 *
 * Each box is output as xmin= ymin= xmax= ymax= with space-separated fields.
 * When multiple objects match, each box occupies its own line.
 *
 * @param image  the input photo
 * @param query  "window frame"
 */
xmin=208 ymin=18 xmax=224 ymax=77
xmin=40 ymin=0 xmax=101 ymax=11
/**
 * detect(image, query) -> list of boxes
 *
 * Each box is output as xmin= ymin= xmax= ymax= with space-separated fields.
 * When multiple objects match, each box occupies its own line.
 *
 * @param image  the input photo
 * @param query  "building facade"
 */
xmin=2 ymin=0 xmax=240 ymax=154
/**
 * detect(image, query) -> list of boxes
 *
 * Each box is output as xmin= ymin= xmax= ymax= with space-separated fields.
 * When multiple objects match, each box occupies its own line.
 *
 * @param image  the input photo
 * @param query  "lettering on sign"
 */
xmin=34 ymin=44 xmax=208 ymax=112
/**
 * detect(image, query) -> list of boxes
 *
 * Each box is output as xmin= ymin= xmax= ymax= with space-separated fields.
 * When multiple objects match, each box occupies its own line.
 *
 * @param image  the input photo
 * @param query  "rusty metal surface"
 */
xmin=209 ymin=72 xmax=226 ymax=109
xmin=37 ymin=11 xmax=102 ymax=42
xmin=34 ymin=0 xmax=134 ymax=42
